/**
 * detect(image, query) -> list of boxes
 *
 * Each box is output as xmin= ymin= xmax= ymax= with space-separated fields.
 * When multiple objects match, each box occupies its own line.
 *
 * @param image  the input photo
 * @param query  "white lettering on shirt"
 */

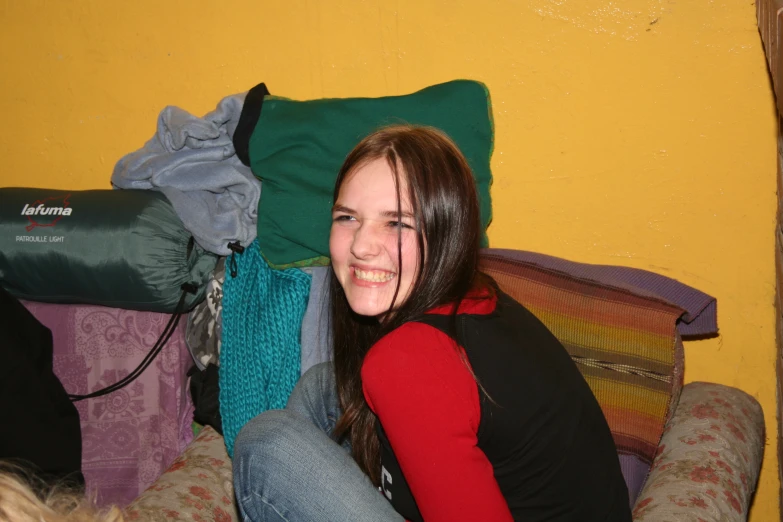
xmin=381 ymin=466 xmax=393 ymax=500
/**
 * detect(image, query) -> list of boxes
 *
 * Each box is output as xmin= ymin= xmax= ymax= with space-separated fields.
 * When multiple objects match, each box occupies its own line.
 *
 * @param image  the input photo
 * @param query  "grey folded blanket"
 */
xmin=111 ymin=93 xmax=261 ymax=256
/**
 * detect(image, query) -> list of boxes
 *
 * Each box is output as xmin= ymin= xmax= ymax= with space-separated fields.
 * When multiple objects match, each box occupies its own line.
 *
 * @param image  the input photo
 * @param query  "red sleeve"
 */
xmin=362 ymin=322 xmax=514 ymax=522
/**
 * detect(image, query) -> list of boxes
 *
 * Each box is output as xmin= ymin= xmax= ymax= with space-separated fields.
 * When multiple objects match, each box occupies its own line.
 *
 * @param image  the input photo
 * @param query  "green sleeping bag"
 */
xmin=0 ymin=188 xmax=217 ymax=312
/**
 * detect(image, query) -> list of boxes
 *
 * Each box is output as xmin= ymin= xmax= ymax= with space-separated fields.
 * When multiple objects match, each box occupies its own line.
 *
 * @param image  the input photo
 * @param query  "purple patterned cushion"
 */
xmin=22 ymin=301 xmax=195 ymax=507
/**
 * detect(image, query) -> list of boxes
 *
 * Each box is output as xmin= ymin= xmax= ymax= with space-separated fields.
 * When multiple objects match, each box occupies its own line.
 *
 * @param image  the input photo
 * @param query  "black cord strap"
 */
xmin=227 ymin=241 xmax=245 ymax=278
xmin=69 ymin=283 xmax=198 ymax=402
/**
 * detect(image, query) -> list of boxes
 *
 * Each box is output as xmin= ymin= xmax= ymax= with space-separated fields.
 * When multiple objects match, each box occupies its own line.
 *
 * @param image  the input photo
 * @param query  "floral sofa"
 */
xmin=125 ymin=380 xmax=764 ymax=521
xmin=124 ymin=250 xmax=766 ymax=521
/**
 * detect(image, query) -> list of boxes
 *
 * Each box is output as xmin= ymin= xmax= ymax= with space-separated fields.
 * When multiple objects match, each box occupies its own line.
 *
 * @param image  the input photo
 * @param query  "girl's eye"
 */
xmin=333 ymin=215 xmax=355 ymax=222
xmin=388 ymin=221 xmax=413 ymax=229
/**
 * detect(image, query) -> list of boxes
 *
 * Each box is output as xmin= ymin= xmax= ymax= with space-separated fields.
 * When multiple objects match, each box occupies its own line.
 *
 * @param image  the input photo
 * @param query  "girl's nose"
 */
xmin=350 ymin=223 xmax=381 ymax=259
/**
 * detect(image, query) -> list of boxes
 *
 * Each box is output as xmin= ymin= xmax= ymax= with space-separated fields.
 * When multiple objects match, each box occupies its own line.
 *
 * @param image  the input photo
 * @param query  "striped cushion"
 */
xmin=480 ymin=251 xmax=685 ymax=497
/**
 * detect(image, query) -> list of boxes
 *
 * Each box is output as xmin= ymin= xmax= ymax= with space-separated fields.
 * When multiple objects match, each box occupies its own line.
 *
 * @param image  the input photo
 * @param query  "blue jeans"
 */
xmin=233 ymin=362 xmax=404 ymax=522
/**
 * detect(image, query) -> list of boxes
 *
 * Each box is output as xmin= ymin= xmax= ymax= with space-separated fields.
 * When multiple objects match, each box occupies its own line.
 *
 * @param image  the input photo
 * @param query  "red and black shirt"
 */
xmin=362 ymin=288 xmax=631 ymax=522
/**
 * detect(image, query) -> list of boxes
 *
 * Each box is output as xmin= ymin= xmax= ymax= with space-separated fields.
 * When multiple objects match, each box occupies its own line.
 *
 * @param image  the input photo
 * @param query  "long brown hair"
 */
xmin=329 ymin=125 xmax=489 ymax=484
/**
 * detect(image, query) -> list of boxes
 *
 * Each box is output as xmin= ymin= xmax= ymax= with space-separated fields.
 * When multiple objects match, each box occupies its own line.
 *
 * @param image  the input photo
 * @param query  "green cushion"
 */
xmin=248 ymin=80 xmax=494 ymax=269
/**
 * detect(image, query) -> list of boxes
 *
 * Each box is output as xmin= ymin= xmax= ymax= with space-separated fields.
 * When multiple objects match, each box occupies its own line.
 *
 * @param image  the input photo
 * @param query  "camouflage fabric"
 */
xmin=186 ymin=258 xmax=225 ymax=369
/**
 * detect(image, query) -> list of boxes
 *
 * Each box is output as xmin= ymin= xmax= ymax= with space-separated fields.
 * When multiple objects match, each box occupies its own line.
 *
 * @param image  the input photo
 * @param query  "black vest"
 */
xmin=376 ymin=291 xmax=631 ymax=522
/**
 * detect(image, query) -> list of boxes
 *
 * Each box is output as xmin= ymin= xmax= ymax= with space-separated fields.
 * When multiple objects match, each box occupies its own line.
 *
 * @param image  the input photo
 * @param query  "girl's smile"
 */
xmin=352 ymin=266 xmax=396 ymax=284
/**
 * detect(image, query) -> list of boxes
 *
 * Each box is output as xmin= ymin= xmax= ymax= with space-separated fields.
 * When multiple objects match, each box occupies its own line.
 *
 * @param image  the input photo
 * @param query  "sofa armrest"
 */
xmin=632 ymin=382 xmax=764 ymax=521
xmin=124 ymin=426 xmax=238 ymax=522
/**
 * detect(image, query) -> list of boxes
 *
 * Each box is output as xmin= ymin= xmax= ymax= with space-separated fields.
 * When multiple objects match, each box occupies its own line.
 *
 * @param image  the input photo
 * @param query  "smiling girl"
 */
xmin=233 ymin=126 xmax=631 ymax=522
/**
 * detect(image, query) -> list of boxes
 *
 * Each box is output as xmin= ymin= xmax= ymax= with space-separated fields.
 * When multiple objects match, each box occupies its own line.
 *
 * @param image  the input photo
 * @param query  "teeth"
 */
xmin=355 ymin=268 xmax=395 ymax=283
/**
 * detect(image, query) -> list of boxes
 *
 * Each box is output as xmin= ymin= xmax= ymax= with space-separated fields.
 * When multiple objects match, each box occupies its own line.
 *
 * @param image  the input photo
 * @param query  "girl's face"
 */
xmin=330 ymin=158 xmax=420 ymax=318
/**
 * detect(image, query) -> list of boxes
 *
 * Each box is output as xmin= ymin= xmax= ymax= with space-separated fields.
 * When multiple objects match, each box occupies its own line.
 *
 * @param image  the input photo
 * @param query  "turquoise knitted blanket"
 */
xmin=220 ymin=239 xmax=311 ymax=456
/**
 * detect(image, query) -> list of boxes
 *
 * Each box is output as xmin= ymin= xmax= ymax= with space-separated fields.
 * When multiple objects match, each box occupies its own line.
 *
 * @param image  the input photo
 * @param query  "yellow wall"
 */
xmin=0 ymin=0 xmax=778 ymax=519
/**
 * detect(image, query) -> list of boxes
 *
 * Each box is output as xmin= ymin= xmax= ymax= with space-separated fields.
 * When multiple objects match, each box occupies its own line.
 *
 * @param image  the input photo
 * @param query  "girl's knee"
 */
xmin=295 ymin=362 xmax=335 ymax=395
xmin=233 ymin=410 xmax=320 ymax=500
xmin=234 ymin=410 xmax=304 ymax=462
